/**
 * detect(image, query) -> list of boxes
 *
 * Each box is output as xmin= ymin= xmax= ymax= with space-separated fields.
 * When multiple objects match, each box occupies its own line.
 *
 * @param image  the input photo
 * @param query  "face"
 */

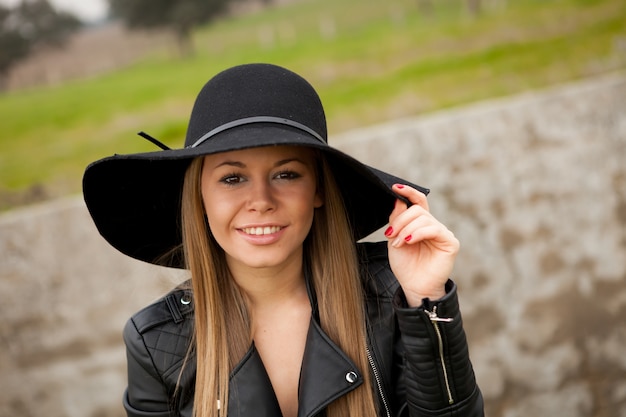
xmin=200 ymin=145 xmax=323 ymax=274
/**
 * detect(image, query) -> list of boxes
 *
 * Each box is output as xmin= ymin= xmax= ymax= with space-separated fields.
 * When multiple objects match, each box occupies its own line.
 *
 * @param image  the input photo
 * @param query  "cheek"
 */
xmin=203 ymin=199 xmax=230 ymax=228
xmin=310 ymin=183 xmax=324 ymax=209
xmin=313 ymin=191 xmax=323 ymax=208
xmin=297 ymin=190 xmax=320 ymax=221
xmin=201 ymin=188 xmax=229 ymax=231
xmin=204 ymin=205 xmax=231 ymax=251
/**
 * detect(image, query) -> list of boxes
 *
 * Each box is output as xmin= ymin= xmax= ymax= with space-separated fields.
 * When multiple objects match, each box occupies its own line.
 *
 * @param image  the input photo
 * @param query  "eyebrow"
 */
xmin=214 ymin=158 xmax=305 ymax=169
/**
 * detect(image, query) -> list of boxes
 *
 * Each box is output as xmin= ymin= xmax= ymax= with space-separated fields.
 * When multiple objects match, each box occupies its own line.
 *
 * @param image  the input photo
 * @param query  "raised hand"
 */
xmin=384 ymin=184 xmax=460 ymax=307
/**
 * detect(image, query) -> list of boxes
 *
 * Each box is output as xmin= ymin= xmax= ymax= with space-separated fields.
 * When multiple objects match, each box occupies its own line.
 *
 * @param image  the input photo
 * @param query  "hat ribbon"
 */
xmin=188 ymin=116 xmax=326 ymax=149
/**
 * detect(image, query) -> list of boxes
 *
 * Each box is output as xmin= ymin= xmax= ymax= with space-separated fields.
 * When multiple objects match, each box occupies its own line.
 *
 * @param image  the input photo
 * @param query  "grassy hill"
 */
xmin=0 ymin=0 xmax=624 ymax=209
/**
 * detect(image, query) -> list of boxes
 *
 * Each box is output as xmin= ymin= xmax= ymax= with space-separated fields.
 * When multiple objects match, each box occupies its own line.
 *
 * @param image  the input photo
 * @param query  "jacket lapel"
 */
xmin=227 ymin=270 xmax=363 ymax=417
xmin=227 ymin=317 xmax=364 ymax=417
xmin=228 ymin=344 xmax=283 ymax=417
xmin=297 ymin=317 xmax=363 ymax=417
xmin=297 ymin=269 xmax=363 ymax=417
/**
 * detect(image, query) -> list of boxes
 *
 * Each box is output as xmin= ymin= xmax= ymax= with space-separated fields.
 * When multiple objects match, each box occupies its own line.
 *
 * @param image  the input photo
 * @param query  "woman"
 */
xmin=83 ymin=63 xmax=483 ymax=417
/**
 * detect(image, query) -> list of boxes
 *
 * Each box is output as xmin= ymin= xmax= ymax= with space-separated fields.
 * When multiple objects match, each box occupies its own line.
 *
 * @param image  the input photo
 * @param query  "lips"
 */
xmin=241 ymin=226 xmax=283 ymax=236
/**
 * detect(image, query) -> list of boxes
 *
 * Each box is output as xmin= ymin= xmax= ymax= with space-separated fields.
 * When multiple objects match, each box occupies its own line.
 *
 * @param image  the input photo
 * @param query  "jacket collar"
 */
xmin=227 ymin=270 xmax=364 ymax=417
xmin=228 ymin=316 xmax=363 ymax=417
xmin=298 ymin=316 xmax=364 ymax=417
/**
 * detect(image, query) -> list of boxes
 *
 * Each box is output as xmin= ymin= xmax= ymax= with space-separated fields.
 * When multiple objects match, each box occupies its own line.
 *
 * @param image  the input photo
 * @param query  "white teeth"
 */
xmin=243 ymin=226 xmax=281 ymax=235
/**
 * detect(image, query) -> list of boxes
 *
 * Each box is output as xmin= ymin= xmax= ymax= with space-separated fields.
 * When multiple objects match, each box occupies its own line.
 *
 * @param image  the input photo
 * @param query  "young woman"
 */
xmin=83 ymin=63 xmax=483 ymax=417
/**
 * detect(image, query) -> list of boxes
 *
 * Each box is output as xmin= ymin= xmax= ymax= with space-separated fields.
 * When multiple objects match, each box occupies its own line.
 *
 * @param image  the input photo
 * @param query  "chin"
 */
xmin=228 ymin=248 xmax=301 ymax=271
xmin=240 ymin=257 xmax=289 ymax=269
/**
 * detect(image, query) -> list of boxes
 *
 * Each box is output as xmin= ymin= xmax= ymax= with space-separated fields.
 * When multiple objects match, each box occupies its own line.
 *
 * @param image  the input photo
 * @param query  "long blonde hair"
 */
xmin=180 ymin=152 xmax=378 ymax=417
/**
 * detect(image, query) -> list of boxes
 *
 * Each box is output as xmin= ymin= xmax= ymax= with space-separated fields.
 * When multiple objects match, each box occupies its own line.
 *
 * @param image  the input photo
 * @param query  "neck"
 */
xmin=227 ymin=255 xmax=308 ymax=309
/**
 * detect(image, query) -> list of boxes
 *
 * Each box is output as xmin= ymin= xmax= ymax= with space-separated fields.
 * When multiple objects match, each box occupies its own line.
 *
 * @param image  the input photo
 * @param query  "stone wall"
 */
xmin=1 ymin=71 xmax=624 ymax=417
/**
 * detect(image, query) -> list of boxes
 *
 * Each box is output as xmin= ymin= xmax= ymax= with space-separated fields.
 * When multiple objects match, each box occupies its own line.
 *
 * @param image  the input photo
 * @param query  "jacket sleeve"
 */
xmin=122 ymin=317 xmax=172 ymax=417
xmin=393 ymin=280 xmax=484 ymax=417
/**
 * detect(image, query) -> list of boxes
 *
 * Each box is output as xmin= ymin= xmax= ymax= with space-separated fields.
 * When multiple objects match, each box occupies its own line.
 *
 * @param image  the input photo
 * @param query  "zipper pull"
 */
xmin=425 ymin=305 xmax=454 ymax=323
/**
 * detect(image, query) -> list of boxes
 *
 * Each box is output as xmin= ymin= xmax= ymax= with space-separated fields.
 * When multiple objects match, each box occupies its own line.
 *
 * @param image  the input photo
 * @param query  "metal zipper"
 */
xmin=365 ymin=341 xmax=392 ymax=417
xmin=425 ymin=305 xmax=454 ymax=405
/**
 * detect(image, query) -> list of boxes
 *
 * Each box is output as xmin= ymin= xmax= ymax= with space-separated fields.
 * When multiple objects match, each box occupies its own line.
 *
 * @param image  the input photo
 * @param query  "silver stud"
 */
xmin=181 ymin=295 xmax=191 ymax=305
xmin=345 ymin=371 xmax=358 ymax=383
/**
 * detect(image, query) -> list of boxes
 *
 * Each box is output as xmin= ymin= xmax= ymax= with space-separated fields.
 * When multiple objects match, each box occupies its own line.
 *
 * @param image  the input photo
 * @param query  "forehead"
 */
xmin=203 ymin=145 xmax=317 ymax=166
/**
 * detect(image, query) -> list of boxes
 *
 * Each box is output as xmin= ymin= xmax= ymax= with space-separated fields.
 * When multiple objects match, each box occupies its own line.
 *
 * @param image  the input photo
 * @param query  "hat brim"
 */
xmin=83 ymin=123 xmax=428 ymax=268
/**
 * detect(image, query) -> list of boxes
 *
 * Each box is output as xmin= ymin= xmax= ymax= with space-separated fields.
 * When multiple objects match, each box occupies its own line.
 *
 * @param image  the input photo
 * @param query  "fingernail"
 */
xmin=384 ymin=226 xmax=393 ymax=237
xmin=396 ymin=184 xmax=405 ymax=189
xmin=404 ymin=234 xmax=412 ymax=242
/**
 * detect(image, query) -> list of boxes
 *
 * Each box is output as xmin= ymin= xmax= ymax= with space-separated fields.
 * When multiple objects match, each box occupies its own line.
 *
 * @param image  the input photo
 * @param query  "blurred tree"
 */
xmin=0 ymin=0 xmax=81 ymax=89
xmin=109 ymin=0 xmax=241 ymax=57
xmin=0 ymin=6 xmax=30 ymax=83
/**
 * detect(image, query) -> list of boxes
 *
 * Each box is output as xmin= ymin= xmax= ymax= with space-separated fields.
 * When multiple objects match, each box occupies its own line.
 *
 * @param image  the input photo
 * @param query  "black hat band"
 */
xmin=188 ymin=116 xmax=326 ymax=149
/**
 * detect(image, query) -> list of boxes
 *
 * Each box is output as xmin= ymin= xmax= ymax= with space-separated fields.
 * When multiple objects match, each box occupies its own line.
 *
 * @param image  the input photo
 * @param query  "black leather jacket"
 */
xmin=122 ymin=242 xmax=484 ymax=417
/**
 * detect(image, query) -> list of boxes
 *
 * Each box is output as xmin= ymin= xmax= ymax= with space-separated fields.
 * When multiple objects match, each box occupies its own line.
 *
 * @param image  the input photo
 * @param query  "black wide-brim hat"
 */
xmin=83 ymin=63 xmax=429 ymax=269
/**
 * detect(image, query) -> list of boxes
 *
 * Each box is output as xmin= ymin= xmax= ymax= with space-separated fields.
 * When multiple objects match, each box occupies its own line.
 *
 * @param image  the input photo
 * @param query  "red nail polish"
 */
xmin=384 ymin=226 xmax=393 ymax=237
xmin=404 ymin=234 xmax=412 ymax=242
xmin=396 ymin=184 xmax=405 ymax=189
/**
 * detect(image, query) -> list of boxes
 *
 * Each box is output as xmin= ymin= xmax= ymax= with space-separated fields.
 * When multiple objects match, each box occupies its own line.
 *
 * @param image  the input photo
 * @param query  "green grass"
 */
xmin=0 ymin=0 xmax=624 ymax=208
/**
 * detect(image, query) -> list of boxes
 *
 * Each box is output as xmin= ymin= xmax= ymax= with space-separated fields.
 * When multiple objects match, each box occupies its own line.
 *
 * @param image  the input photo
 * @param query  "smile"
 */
xmin=241 ymin=226 xmax=283 ymax=236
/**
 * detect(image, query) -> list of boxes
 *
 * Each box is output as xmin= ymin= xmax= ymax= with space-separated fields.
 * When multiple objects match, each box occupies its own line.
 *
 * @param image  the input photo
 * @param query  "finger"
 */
xmin=392 ymin=183 xmax=430 ymax=212
xmin=397 ymin=223 xmax=460 ymax=254
xmin=387 ymin=203 xmax=431 ymax=239
xmin=389 ymin=209 xmax=457 ymax=249
xmin=389 ymin=213 xmax=436 ymax=247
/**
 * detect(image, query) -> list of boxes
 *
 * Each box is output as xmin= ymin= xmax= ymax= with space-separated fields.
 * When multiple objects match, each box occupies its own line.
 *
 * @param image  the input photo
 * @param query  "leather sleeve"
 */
xmin=121 ymin=286 xmax=195 ymax=417
xmin=122 ymin=317 xmax=172 ymax=417
xmin=393 ymin=280 xmax=484 ymax=417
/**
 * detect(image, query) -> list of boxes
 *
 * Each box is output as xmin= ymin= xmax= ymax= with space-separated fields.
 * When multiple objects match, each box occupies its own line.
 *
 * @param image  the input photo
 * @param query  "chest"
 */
xmin=252 ymin=306 xmax=311 ymax=417
xmin=227 ymin=316 xmax=374 ymax=417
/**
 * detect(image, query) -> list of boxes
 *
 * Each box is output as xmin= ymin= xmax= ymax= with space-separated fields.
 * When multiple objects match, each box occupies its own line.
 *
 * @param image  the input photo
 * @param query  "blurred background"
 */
xmin=0 ymin=0 xmax=624 ymax=416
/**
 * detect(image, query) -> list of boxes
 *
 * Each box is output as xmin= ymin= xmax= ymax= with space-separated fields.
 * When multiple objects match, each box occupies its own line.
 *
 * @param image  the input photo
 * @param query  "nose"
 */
xmin=246 ymin=180 xmax=276 ymax=213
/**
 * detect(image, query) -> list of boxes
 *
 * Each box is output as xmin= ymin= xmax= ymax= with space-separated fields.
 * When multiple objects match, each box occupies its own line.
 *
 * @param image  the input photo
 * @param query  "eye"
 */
xmin=220 ymin=173 xmax=245 ymax=185
xmin=274 ymin=170 xmax=302 ymax=181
